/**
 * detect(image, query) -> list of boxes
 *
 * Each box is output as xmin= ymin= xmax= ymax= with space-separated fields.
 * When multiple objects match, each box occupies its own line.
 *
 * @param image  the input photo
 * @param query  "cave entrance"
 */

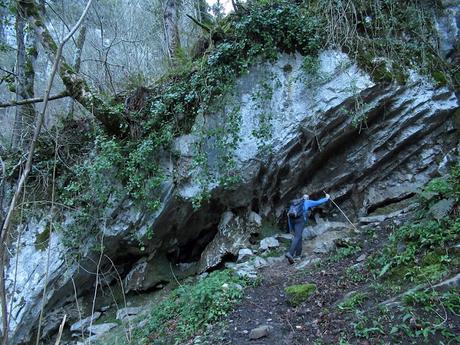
xmin=168 ymin=224 xmax=219 ymax=264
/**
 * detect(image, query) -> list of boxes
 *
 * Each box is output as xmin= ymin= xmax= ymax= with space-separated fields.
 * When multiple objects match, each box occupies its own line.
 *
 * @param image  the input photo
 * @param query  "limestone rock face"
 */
xmin=198 ymin=211 xmax=260 ymax=272
xmin=4 ymin=48 xmax=459 ymax=344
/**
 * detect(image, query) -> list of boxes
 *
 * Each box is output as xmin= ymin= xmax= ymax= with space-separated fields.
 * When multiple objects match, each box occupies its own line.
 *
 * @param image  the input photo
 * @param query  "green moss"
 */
xmin=35 ymin=223 xmax=51 ymax=251
xmin=431 ymin=70 xmax=448 ymax=85
xmin=285 ymin=283 xmax=316 ymax=307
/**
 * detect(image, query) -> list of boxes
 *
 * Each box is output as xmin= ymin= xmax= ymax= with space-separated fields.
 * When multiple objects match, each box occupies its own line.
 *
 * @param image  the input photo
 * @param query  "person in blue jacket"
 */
xmin=285 ymin=192 xmax=330 ymax=264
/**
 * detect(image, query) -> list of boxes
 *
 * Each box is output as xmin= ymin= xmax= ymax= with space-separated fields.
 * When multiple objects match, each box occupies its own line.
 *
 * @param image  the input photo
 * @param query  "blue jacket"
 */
xmin=288 ymin=197 xmax=329 ymax=231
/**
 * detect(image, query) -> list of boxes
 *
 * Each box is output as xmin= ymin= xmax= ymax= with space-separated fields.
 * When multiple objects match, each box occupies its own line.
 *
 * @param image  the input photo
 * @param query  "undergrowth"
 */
xmin=339 ymin=164 xmax=460 ymax=343
xmin=130 ymin=270 xmax=250 ymax=344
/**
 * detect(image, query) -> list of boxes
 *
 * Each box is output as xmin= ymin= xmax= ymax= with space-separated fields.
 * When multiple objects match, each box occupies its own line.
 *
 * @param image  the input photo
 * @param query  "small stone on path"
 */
xmin=249 ymin=325 xmax=271 ymax=339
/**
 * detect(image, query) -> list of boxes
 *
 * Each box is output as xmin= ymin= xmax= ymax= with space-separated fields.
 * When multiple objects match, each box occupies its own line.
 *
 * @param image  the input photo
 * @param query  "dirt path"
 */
xmin=200 ymin=221 xmax=389 ymax=345
xmin=199 ymin=213 xmax=460 ymax=345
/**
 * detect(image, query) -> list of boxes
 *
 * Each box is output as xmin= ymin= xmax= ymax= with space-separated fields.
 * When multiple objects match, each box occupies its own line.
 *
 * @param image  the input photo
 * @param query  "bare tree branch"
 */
xmin=0 ymin=92 xmax=69 ymax=108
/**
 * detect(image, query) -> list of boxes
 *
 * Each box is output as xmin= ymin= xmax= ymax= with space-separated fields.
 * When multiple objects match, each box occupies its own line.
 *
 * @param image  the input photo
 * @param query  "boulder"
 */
xmin=87 ymin=323 xmax=117 ymax=336
xmin=70 ymin=313 xmax=101 ymax=333
xmin=116 ymin=307 xmax=144 ymax=322
xmin=237 ymin=248 xmax=254 ymax=262
xmin=253 ymin=256 xmax=268 ymax=269
xmin=259 ymin=237 xmax=280 ymax=251
xmin=198 ymin=211 xmax=254 ymax=272
xmin=275 ymin=233 xmax=293 ymax=244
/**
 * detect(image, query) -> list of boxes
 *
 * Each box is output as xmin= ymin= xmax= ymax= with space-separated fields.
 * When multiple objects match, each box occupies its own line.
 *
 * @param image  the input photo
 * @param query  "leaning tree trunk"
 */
xmin=17 ymin=0 xmax=124 ymax=135
xmin=164 ymin=0 xmax=181 ymax=64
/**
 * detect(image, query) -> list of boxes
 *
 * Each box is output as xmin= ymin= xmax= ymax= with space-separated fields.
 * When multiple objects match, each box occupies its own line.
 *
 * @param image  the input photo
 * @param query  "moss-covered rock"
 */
xmin=285 ymin=283 xmax=316 ymax=307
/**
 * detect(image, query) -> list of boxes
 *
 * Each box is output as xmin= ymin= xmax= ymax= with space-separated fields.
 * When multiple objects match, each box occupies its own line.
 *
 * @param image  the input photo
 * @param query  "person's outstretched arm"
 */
xmin=305 ymin=194 xmax=330 ymax=207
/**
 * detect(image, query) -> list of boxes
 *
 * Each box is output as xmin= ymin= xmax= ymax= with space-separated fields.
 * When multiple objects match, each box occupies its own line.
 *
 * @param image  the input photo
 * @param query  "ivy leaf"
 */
xmin=378 ymin=263 xmax=391 ymax=278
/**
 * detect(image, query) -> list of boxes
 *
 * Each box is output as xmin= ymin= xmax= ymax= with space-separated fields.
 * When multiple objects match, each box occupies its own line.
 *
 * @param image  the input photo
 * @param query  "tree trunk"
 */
xmin=12 ymin=10 xmax=37 ymax=150
xmin=0 ymin=2 xmax=7 ymax=45
xmin=164 ymin=0 xmax=181 ymax=64
xmin=66 ymin=24 xmax=87 ymax=117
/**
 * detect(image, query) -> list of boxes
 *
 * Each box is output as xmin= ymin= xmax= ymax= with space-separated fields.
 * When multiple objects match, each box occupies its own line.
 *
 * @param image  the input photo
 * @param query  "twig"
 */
xmin=69 ymin=272 xmax=85 ymax=341
xmin=104 ymin=254 xmax=132 ymax=343
xmin=54 ymin=314 xmax=66 ymax=345
xmin=170 ymin=262 xmax=183 ymax=288
xmin=8 ymin=183 xmax=27 ymax=330
xmin=88 ymin=230 xmax=105 ymax=345
xmin=285 ymin=314 xmax=295 ymax=333
xmin=35 ymin=127 xmax=59 ymax=344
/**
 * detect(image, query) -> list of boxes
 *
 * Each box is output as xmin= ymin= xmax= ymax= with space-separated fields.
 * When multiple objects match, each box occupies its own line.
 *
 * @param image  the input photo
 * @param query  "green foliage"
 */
xmin=133 ymin=270 xmax=248 ymax=344
xmin=251 ymin=79 xmax=274 ymax=153
xmin=352 ymin=312 xmax=385 ymax=339
xmin=343 ymin=266 xmax=368 ymax=284
xmin=285 ymin=283 xmax=316 ymax=307
xmin=369 ymin=165 xmax=460 ymax=284
xmin=34 ymin=222 xmax=51 ymax=251
xmin=301 ymin=55 xmax=320 ymax=75
xmin=329 ymin=243 xmax=362 ymax=263
xmin=338 ymin=292 xmax=367 ymax=312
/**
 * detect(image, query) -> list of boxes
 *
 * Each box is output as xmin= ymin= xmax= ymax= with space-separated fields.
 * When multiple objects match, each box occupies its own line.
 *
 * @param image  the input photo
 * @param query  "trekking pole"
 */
xmin=323 ymin=191 xmax=358 ymax=232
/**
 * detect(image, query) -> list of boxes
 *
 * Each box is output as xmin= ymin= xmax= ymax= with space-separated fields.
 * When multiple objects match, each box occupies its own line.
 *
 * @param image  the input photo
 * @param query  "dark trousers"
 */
xmin=288 ymin=217 xmax=305 ymax=256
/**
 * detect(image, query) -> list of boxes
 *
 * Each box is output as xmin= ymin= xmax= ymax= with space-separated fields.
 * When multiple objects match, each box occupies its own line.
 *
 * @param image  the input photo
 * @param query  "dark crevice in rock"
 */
xmin=251 ymin=197 xmax=260 ymax=214
xmin=367 ymin=192 xmax=416 ymax=214
xmin=285 ymin=141 xmax=303 ymax=161
xmin=207 ymin=252 xmax=238 ymax=273
xmin=126 ymin=280 xmax=170 ymax=296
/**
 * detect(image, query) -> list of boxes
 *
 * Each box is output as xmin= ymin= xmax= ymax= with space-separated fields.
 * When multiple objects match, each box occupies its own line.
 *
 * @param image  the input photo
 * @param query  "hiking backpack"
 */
xmin=287 ymin=198 xmax=304 ymax=219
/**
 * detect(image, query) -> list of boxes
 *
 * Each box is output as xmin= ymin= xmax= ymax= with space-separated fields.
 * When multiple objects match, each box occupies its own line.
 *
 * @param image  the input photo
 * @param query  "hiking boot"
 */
xmin=285 ymin=253 xmax=294 ymax=264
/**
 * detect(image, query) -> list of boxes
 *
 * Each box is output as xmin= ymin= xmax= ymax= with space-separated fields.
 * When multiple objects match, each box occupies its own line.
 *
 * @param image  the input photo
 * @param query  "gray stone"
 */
xmin=198 ymin=211 xmax=252 ymax=272
xmin=266 ymin=256 xmax=285 ymax=265
xmin=356 ymin=254 xmax=367 ymax=262
xmin=249 ymin=325 xmax=271 ymax=339
xmin=275 ymin=233 xmax=293 ymax=243
xmin=233 ymin=262 xmax=257 ymax=279
xmin=259 ymin=237 xmax=280 ymax=251
xmin=429 ymin=199 xmax=455 ymax=220
xmin=436 ymin=1 xmax=460 ymax=58
xmin=87 ymin=323 xmax=118 ymax=336
xmin=253 ymin=256 xmax=268 ymax=269
xmin=295 ymin=257 xmax=321 ymax=270
xmin=237 ymin=248 xmax=254 ymax=262
xmin=248 ymin=211 xmax=262 ymax=227
xmin=70 ymin=312 xmax=101 ymax=333
xmin=123 ymin=256 xmax=171 ymax=292
xmin=116 ymin=307 xmax=143 ymax=322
